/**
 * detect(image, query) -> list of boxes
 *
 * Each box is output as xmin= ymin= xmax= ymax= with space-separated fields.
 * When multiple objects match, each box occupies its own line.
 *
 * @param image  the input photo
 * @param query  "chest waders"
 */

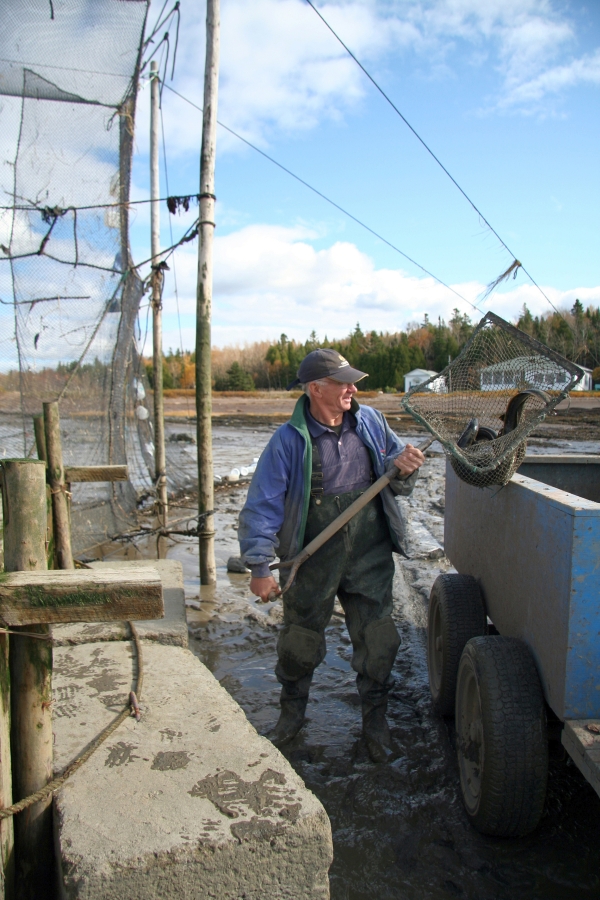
xmin=268 ymin=439 xmax=402 ymax=761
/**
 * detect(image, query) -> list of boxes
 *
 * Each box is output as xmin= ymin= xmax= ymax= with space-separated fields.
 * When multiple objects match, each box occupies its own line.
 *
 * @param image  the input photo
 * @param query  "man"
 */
xmin=238 ymin=348 xmax=424 ymax=762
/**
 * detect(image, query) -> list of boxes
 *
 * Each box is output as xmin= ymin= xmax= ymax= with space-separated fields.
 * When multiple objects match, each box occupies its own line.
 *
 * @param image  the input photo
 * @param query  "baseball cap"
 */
xmin=286 ymin=348 xmax=368 ymax=390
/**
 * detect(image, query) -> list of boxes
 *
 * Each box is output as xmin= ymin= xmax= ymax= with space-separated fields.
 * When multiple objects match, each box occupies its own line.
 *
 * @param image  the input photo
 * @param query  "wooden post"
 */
xmin=43 ymin=401 xmax=73 ymax=570
xmin=150 ymin=59 xmax=168 ymax=559
xmin=196 ymin=0 xmax=220 ymax=585
xmin=32 ymin=415 xmax=46 ymax=463
xmin=2 ymin=459 xmax=53 ymax=900
xmin=0 ymin=466 xmax=14 ymax=899
xmin=33 ymin=414 xmax=55 ymax=570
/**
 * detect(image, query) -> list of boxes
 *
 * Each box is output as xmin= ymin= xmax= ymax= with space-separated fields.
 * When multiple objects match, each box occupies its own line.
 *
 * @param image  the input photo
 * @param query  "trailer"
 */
xmin=427 ymin=454 xmax=600 ymax=836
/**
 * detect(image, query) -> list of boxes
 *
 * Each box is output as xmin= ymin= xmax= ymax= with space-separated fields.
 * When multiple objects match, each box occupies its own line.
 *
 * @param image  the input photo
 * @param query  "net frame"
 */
xmin=401 ymin=312 xmax=584 ymax=484
xmin=0 ymin=0 xmax=153 ymax=553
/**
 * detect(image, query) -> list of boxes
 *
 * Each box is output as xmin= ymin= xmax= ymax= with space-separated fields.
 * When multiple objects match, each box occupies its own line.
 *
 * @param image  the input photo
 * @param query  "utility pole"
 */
xmin=196 ymin=0 xmax=220 ymax=584
xmin=150 ymin=59 xmax=168 ymax=558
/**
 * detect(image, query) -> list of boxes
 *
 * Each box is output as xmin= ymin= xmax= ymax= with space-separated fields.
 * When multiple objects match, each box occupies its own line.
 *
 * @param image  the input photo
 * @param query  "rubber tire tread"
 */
xmin=458 ymin=636 xmax=548 ymax=837
xmin=427 ymin=573 xmax=486 ymax=716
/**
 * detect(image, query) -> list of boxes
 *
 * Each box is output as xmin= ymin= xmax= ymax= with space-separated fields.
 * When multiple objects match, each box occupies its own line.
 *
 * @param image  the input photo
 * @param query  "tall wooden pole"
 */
xmin=196 ymin=0 xmax=220 ymax=585
xmin=150 ymin=59 xmax=168 ymax=558
xmin=43 ymin=401 xmax=73 ymax=570
xmin=3 ymin=460 xmax=53 ymax=900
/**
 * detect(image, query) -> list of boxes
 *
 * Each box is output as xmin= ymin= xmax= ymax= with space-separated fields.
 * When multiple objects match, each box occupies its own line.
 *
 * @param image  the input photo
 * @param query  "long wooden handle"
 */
xmin=266 ymin=435 xmax=434 ymax=599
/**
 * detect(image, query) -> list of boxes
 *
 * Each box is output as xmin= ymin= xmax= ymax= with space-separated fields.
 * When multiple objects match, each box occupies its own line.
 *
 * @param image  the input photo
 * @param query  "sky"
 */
xmin=16 ymin=0 xmax=600 ymax=355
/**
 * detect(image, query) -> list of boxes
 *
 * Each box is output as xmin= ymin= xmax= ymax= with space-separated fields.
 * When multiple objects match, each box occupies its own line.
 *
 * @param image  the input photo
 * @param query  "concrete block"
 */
xmin=52 ymin=559 xmax=188 ymax=648
xmin=53 ymin=640 xmax=332 ymax=899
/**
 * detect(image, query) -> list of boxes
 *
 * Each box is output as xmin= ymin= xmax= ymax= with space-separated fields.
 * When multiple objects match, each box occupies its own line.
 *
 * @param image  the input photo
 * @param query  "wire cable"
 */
xmin=305 ymin=0 xmax=516 ymax=260
xmin=162 ymin=83 xmax=478 ymax=312
xmin=304 ymin=0 xmax=575 ymax=329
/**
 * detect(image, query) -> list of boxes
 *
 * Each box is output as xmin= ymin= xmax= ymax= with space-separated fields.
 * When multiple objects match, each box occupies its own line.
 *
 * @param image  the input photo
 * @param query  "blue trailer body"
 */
xmin=444 ymin=457 xmax=600 ymax=721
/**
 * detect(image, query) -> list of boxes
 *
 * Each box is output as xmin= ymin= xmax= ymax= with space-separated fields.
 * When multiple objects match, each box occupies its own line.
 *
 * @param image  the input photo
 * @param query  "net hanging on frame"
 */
xmin=402 ymin=312 xmax=583 ymax=487
xmin=0 ymin=0 xmax=153 ymax=555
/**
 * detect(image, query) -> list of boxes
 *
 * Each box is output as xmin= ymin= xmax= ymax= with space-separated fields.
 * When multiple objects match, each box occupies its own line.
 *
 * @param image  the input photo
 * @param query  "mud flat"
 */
xmin=161 ymin=391 xmax=600 ymax=439
xmin=173 ymin=439 xmax=600 ymax=900
xmin=51 ymin=560 xmax=333 ymax=899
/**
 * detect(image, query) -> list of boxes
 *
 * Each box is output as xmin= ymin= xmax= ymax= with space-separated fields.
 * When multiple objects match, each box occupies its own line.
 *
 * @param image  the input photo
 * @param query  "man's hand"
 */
xmin=393 ymin=443 xmax=425 ymax=478
xmin=250 ymin=575 xmax=281 ymax=603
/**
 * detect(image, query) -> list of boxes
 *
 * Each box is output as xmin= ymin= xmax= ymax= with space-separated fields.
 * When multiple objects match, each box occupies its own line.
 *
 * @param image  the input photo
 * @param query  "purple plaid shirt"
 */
xmin=305 ymin=407 xmax=372 ymax=495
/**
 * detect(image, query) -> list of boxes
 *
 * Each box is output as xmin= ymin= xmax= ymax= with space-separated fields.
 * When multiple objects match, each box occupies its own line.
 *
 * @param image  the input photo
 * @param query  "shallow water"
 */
xmin=168 ymin=430 xmax=600 ymax=900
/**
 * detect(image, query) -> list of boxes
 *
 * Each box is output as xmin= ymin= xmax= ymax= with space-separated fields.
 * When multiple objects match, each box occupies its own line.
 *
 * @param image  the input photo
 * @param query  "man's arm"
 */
xmin=238 ymin=433 xmax=290 ymax=601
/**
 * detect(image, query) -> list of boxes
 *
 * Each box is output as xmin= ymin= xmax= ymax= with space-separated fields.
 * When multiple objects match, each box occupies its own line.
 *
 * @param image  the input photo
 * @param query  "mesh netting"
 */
xmin=402 ymin=312 xmax=583 ymax=487
xmin=0 ymin=0 xmax=153 ymax=555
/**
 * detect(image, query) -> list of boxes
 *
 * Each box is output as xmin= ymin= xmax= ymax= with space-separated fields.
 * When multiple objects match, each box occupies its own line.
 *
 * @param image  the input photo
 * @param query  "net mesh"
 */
xmin=0 ymin=0 xmax=153 ymax=555
xmin=401 ymin=312 xmax=583 ymax=487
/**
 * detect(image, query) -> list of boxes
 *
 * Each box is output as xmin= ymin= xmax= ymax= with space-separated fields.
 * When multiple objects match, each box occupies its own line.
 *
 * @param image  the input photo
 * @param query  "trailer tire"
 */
xmin=456 ymin=636 xmax=548 ymax=837
xmin=427 ymin=574 xmax=486 ymax=716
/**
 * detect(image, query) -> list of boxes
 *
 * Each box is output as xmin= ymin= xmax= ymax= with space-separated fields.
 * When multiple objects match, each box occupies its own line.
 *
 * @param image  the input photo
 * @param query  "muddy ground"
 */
xmin=160 ymin=433 xmax=600 ymax=900
xmin=161 ymin=391 xmax=600 ymax=442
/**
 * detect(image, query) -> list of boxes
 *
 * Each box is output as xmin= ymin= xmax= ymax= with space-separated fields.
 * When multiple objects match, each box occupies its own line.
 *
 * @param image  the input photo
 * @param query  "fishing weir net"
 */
xmin=402 ymin=312 xmax=583 ymax=487
xmin=0 ymin=0 xmax=154 ymax=556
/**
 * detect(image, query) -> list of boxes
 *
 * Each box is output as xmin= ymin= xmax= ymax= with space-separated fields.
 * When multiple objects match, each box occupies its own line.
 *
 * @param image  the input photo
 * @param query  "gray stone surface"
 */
xmin=52 ymin=559 xmax=188 ymax=648
xmin=53 ymin=640 xmax=332 ymax=899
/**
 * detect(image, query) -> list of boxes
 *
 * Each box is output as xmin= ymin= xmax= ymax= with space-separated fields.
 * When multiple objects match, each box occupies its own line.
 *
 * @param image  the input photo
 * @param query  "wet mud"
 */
xmin=167 ymin=429 xmax=600 ymax=900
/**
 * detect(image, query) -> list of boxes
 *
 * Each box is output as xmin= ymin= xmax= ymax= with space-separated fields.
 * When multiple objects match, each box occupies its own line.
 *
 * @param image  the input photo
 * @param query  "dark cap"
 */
xmin=286 ymin=348 xmax=368 ymax=390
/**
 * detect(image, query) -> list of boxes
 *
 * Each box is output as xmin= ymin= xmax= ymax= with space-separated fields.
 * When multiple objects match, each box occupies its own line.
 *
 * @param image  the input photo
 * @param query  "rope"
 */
xmin=0 ymin=622 xmax=143 ymax=820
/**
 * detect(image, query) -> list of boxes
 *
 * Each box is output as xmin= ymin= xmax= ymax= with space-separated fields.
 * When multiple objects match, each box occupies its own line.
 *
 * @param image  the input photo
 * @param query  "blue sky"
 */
xmin=130 ymin=0 xmax=600 ymax=351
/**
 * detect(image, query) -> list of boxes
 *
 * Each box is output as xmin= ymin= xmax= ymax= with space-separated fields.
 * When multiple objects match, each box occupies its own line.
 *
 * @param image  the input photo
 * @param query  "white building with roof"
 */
xmin=479 ymin=357 xmax=592 ymax=392
xmin=404 ymin=368 xmax=438 ymax=393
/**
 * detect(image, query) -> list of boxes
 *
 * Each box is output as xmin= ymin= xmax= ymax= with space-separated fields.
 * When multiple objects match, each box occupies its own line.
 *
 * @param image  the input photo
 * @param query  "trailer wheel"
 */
xmin=427 ymin=574 xmax=486 ymax=716
xmin=456 ymin=637 xmax=548 ymax=837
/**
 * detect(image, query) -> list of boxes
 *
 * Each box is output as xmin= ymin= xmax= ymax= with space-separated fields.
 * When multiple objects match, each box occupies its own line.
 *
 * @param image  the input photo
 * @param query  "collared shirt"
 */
xmin=305 ymin=406 xmax=373 ymax=496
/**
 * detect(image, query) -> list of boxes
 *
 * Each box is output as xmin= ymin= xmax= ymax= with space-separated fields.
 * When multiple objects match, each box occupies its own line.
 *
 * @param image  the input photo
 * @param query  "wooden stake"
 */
xmin=33 ymin=414 xmax=55 ymax=570
xmin=0 ymin=464 xmax=15 ymax=899
xmin=0 ymin=630 xmax=12 ymax=900
xmin=43 ymin=401 xmax=73 ymax=570
xmin=196 ymin=0 xmax=220 ymax=585
xmin=32 ymin=415 xmax=46 ymax=463
xmin=2 ymin=459 xmax=52 ymax=900
xmin=150 ymin=60 xmax=168 ymax=559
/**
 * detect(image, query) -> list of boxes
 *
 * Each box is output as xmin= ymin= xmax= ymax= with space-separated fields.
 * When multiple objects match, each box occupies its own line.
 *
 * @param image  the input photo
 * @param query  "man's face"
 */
xmin=318 ymin=377 xmax=357 ymax=413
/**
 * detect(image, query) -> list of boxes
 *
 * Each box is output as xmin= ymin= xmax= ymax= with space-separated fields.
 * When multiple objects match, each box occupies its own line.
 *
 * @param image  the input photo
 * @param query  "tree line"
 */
xmin=143 ymin=301 xmax=600 ymax=392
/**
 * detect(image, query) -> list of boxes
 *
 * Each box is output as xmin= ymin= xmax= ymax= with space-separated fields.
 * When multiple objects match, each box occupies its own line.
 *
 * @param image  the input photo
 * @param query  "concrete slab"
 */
xmin=53 ymin=640 xmax=332 ymax=899
xmin=52 ymin=559 xmax=188 ymax=648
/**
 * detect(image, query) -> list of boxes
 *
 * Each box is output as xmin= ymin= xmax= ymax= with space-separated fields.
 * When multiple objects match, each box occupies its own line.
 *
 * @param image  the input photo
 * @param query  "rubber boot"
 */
xmin=362 ymin=700 xmax=394 ymax=763
xmin=266 ymin=697 xmax=308 ymax=748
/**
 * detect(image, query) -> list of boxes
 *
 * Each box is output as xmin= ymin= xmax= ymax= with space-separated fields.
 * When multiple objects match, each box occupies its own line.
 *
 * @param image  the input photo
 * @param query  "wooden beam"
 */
xmin=63 ymin=465 xmax=128 ymax=483
xmin=0 ymin=567 xmax=164 ymax=626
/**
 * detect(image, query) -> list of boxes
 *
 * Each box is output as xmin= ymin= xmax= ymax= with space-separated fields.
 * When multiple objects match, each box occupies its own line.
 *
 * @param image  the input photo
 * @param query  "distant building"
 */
xmin=480 ymin=357 xmax=592 ymax=391
xmin=404 ymin=368 xmax=438 ymax=393
xmin=573 ymin=366 xmax=593 ymax=391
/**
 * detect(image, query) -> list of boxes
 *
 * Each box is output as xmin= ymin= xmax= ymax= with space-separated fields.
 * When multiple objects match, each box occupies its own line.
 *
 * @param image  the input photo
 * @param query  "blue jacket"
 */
xmin=239 ymin=395 xmax=418 ymax=573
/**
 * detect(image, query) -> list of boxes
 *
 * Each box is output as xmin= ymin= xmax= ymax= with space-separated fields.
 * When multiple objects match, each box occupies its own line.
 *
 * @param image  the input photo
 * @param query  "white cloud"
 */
xmin=500 ymin=47 xmax=600 ymax=107
xmin=157 ymin=223 xmax=600 ymax=348
xmin=143 ymin=0 xmax=599 ymax=163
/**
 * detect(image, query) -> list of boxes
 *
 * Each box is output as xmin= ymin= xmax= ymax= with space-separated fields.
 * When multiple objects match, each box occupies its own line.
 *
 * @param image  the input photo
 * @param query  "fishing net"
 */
xmin=401 ymin=312 xmax=583 ymax=487
xmin=0 ymin=0 xmax=153 ymax=555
